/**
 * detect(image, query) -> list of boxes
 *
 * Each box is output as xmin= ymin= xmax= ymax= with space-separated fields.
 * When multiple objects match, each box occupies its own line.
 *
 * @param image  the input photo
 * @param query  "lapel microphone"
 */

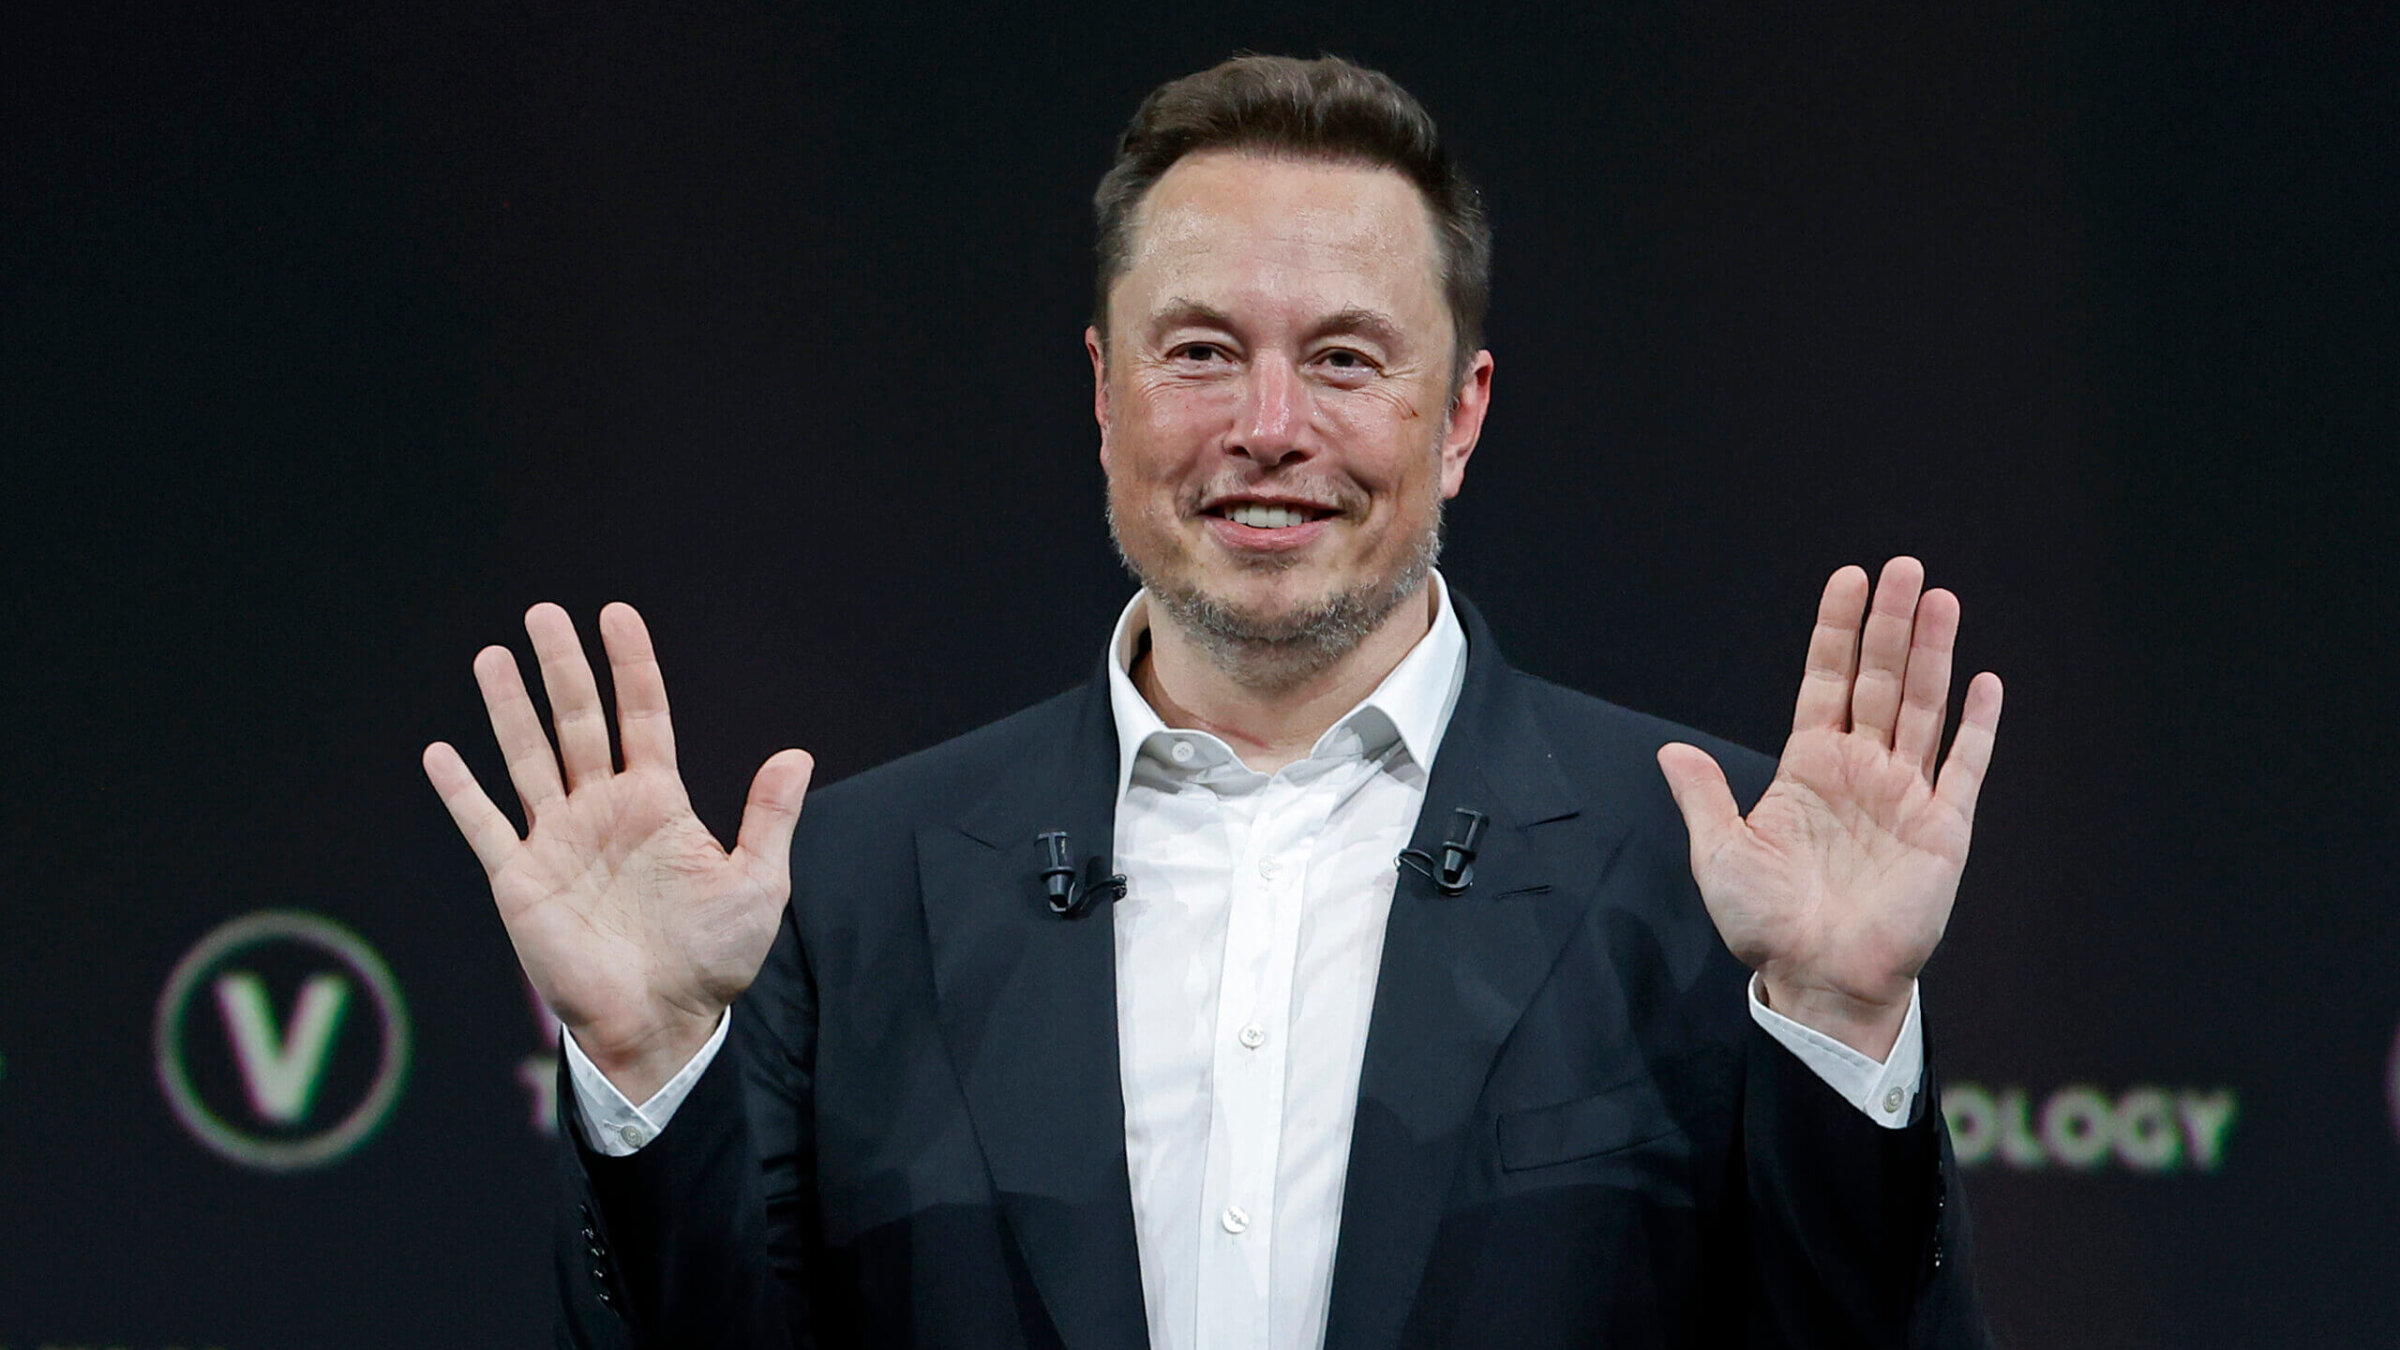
xmin=1398 ymin=807 xmax=1488 ymax=897
xmin=1037 ymin=830 xmax=1127 ymax=919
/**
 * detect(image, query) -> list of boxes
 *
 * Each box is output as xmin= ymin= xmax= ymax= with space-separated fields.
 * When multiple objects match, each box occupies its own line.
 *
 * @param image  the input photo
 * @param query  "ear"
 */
xmin=1085 ymin=325 xmax=1112 ymax=467
xmin=1438 ymin=349 xmax=1495 ymax=498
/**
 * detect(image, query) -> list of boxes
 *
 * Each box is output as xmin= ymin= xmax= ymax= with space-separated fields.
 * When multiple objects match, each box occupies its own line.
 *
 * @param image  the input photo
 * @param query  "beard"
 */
xmin=1107 ymin=491 xmax=1444 ymax=693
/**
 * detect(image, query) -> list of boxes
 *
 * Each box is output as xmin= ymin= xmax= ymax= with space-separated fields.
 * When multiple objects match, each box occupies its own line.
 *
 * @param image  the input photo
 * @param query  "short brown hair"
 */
xmin=1091 ymin=54 xmax=1491 ymax=377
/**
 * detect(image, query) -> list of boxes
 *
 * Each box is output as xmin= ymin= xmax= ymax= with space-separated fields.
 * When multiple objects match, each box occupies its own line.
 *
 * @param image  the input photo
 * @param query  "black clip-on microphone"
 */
xmin=1397 ymin=807 xmax=1488 ymax=897
xmin=1037 ymin=830 xmax=1128 ymax=919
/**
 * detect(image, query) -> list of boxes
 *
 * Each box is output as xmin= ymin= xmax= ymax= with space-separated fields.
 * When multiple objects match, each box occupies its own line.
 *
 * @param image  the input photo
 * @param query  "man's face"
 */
xmin=1089 ymin=151 xmax=1493 ymax=669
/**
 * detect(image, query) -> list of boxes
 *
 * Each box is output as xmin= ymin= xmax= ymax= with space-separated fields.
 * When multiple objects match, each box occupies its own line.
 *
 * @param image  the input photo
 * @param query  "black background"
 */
xmin=5 ymin=3 xmax=2395 ymax=1346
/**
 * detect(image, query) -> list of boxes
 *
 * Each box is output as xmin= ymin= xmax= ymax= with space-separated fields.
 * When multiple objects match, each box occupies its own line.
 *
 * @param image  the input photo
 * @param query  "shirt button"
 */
xmin=1238 ymin=1023 xmax=1266 ymax=1049
xmin=1220 ymin=1205 xmax=1250 ymax=1235
xmin=619 ymin=1123 xmax=650 ymax=1148
xmin=1168 ymin=740 xmax=1195 ymax=764
xmin=1257 ymin=855 xmax=1282 ymax=879
xmin=1882 ymin=1088 xmax=1906 ymax=1114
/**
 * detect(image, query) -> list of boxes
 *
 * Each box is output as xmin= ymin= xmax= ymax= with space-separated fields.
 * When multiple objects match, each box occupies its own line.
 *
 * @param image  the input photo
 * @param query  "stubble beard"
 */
xmin=1107 ymin=495 xmax=1444 ymax=695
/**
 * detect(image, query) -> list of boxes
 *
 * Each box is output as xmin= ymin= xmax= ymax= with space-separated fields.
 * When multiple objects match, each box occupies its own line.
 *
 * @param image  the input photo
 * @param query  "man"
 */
xmin=425 ymin=56 xmax=2000 ymax=1348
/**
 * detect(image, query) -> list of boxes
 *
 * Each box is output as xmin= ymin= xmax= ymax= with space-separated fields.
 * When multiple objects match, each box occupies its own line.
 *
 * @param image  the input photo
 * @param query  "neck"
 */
xmin=1132 ymin=582 xmax=1437 ymax=774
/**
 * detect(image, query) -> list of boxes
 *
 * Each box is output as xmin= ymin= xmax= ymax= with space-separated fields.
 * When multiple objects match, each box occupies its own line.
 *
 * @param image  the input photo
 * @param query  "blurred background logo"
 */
xmin=2389 ymin=1021 xmax=2400 ymax=1151
xmin=152 ymin=910 xmax=411 ymax=1171
xmin=1943 ymin=1083 xmax=2237 ymax=1173
xmin=517 ymin=974 xmax=563 ymax=1137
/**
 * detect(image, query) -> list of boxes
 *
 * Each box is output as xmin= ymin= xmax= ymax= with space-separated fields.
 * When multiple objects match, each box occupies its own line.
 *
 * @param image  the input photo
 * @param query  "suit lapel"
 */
xmin=918 ymin=675 xmax=1150 ymax=1350
xmin=1324 ymin=597 xmax=1632 ymax=1350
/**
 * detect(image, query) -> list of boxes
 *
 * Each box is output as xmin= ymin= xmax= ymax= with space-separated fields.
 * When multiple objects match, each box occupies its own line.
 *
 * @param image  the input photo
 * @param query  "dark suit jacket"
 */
xmin=557 ymin=595 xmax=1991 ymax=1349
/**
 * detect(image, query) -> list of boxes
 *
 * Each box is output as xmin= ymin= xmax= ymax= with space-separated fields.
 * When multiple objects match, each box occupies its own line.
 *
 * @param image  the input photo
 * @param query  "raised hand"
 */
xmin=1655 ymin=558 xmax=2002 ymax=1059
xmin=422 ymin=603 xmax=814 ymax=1101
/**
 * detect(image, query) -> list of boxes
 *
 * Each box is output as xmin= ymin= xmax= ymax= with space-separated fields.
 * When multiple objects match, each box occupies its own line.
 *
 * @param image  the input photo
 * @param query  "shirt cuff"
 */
xmin=1746 ymin=974 xmax=1923 ymax=1130
xmin=560 ymin=1010 xmax=733 ymax=1156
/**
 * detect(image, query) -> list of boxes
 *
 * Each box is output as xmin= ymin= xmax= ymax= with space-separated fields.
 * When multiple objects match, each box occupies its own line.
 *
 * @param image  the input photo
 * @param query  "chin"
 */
xmin=1109 ymin=498 xmax=1444 ymax=674
xmin=1192 ymin=583 xmax=1344 ymax=641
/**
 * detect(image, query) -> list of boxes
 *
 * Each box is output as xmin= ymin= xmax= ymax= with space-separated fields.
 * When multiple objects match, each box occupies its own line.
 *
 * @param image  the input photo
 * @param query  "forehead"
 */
xmin=1114 ymin=151 xmax=1447 ymax=332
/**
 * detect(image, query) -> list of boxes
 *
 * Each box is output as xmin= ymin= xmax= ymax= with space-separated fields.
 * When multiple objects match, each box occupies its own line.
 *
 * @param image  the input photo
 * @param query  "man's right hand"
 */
xmin=422 ymin=602 xmax=814 ymax=1103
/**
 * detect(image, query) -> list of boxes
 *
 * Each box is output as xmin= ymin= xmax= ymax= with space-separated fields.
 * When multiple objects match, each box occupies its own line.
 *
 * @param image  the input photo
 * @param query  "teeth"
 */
xmin=1226 ymin=504 xmax=1311 ymax=529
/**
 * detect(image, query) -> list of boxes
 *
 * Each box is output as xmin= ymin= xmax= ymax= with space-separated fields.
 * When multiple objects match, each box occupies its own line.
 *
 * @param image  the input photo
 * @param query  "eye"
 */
xmin=1171 ymin=342 xmax=1228 ymax=363
xmin=1316 ymin=348 xmax=1376 ymax=375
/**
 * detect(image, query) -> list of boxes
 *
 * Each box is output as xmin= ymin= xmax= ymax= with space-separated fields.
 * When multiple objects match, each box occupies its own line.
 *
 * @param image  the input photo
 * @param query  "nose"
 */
xmin=1228 ymin=353 xmax=1309 ymax=467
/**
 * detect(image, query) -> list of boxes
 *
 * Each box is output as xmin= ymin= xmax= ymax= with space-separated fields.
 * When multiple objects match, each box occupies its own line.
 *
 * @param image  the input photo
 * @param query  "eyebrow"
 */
xmin=1311 ymin=306 xmax=1409 ymax=352
xmin=1146 ymin=298 xmax=1237 ymax=340
xmin=1145 ymin=299 xmax=1412 ymax=352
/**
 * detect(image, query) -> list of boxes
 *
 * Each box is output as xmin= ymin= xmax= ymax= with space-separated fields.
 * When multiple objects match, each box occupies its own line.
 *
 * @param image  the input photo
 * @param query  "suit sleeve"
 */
xmin=554 ymin=906 xmax=821 ymax=1349
xmin=1733 ymin=1003 xmax=1992 ymax=1349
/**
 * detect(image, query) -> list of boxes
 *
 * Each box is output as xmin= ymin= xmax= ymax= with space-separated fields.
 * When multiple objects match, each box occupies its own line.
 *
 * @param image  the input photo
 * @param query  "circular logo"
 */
xmin=154 ymin=910 xmax=411 ymax=1171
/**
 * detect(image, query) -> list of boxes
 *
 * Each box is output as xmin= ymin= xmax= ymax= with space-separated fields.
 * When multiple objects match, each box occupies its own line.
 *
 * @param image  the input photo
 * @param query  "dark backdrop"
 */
xmin=6 ymin=3 xmax=2395 ymax=1347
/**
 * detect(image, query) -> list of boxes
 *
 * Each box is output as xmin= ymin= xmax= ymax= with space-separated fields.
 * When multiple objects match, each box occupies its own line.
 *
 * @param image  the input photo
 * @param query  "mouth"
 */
xmin=1202 ymin=499 xmax=1342 ymax=530
xmin=1196 ymin=497 xmax=1343 ymax=555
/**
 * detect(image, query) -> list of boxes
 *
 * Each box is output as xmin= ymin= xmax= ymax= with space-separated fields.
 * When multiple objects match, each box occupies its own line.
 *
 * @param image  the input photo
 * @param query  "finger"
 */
xmin=525 ymin=603 xmax=615 ymax=790
xmin=473 ymin=643 xmax=565 ymax=820
xmin=1849 ymin=556 xmax=1926 ymax=747
xmin=1934 ymin=672 xmax=2005 ymax=818
xmin=1892 ymin=587 xmax=1960 ymax=779
xmin=1793 ymin=565 xmax=1871 ymax=734
xmin=1656 ymin=743 xmax=1743 ymax=866
xmin=731 ymin=749 xmax=816 ymax=893
xmin=599 ymin=602 xmax=678 ymax=774
xmin=422 ymin=741 xmax=524 ymax=876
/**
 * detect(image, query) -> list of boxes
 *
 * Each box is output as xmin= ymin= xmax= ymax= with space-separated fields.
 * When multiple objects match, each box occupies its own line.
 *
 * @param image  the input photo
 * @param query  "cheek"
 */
xmin=1321 ymin=405 xmax=1446 ymax=495
xmin=1321 ymin=377 xmax=1436 ymax=447
xmin=1357 ymin=379 xmax=1428 ymax=425
xmin=1114 ymin=392 xmax=1221 ymax=481
xmin=1101 ymin=434 xmax=1185 ymax=526
xmin=1138 ymin=384 xmax=1238 ymax=440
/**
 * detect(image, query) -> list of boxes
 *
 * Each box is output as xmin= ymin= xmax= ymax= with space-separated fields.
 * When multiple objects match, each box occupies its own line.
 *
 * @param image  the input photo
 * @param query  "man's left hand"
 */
xmin=1656 ymin=557 xmax=2003 ymax=1060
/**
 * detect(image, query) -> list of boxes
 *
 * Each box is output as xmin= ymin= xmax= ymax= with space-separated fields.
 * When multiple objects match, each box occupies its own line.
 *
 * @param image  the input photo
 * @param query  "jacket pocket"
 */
xmin=1496 ymin=1071 xmax=1685 ymax=1172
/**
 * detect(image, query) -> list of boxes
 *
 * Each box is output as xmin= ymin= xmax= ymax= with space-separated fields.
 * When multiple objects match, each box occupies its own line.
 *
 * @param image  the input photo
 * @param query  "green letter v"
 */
xmin=214 ymin=971 xmax=352 ymax=1124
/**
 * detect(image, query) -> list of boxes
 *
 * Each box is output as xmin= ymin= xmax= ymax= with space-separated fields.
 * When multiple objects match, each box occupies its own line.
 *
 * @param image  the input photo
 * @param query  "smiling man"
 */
xmin=427 ymin=55 xmax=2000 ymax=1349
xmin=1094 ymin=146 xmax=1485 ymax=761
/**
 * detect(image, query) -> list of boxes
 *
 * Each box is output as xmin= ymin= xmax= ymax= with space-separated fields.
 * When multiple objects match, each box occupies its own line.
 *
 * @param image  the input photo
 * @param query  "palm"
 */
xmin=491 ymin=769 xmax=769 ymax=1032
xmin=423 ymin=602 xmax=812 ymax=1083
xmin=1658 ymin=559 xmax=2002 ymax=1046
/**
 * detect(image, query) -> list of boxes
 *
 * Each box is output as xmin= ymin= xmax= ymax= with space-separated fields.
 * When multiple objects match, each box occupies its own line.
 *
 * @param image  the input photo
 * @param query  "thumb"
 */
xmin=1655 ymin=742 xmax=1742 ymax=863
xmin=732 ymin=748 xmax=816 ymax=888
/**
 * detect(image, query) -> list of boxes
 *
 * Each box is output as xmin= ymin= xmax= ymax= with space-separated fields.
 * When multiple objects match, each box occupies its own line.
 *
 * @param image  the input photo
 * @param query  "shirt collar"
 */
xmin=1105 ymin=569 xmax=1470 ymax=802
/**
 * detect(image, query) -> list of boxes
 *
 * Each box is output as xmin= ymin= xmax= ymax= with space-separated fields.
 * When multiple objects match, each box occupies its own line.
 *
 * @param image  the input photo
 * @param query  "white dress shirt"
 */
xmin=563 ymin=570 xmax=1926 ymax=1350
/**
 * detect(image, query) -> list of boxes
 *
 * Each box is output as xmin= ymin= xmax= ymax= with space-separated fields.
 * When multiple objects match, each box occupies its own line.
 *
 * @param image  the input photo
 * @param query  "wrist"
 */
xmin=574 ymin=1002 xmax=724 ymax=1104
xmin=1756 ymin=974 xmax=1910 ymax=1061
